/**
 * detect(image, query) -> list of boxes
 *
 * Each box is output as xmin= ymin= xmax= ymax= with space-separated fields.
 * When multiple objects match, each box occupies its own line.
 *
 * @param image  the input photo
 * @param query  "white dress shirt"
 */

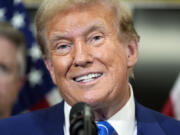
xmin=63 ymin=84 xmax=137 ymax=135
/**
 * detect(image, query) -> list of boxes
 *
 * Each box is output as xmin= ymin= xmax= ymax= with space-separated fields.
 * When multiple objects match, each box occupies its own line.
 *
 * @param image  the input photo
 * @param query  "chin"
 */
xmin=82 ymin=97 xmax=105 ymax=109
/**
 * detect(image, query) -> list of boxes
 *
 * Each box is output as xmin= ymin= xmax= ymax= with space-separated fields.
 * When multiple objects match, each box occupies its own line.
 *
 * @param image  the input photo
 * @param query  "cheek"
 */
xmin=95 ymin=43 xmax=128 ymax=86
xmin=0 ymin=81 xmax=19 ymax=102
xmin=51 ymin=55 xmax=72 ymax=81
xmin=93 ymin=41 xmax=127 ymax=69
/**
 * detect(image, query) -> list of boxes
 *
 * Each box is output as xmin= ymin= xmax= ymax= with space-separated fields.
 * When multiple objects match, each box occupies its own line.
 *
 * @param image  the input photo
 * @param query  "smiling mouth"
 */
xmin=73 ymin=73 xmax=103 ymax=83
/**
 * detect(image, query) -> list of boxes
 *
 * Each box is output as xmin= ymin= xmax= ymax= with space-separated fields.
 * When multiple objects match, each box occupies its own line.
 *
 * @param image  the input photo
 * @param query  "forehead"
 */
xmin=46 ymin=2 xmax=116 ymax=38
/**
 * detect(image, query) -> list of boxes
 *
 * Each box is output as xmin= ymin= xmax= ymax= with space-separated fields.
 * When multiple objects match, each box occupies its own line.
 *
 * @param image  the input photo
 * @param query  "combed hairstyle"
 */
xmin=0 ymin=21 xmax=26 ymax=78
xmin=35 ymin=0 xmax=140 ymax=77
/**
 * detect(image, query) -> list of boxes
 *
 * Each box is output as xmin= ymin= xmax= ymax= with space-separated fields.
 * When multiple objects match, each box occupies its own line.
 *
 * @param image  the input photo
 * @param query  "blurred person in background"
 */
xmin=0 ymin=21 xmax=26 ymax=119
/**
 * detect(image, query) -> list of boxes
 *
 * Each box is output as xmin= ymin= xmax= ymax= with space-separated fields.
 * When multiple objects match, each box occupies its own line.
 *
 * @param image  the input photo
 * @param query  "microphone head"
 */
xmin=70 ymin=102 xmax=94 ymax=122
xmin=69 ymin=102 xmax=97 ymax=135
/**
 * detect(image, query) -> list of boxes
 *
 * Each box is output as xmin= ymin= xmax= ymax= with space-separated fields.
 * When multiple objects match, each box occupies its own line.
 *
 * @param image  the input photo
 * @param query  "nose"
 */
xmin=73 ymin=40 xmax=93 ymax=67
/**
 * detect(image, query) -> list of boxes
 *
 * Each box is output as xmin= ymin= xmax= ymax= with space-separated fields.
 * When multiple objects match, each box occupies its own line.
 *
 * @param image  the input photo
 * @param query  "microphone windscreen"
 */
xmin=70 ymin=102 xmax=93 ymax=121
xmin=70 ymin=102 xmax=97 ymax=135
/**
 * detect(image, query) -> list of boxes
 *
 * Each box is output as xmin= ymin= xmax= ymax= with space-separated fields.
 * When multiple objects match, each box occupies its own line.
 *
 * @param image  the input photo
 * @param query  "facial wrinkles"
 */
xmin=98 ymin=31 xmax=128 ymax=92
xmin=49 ymin=21 xmax=108 ymax=44
xmin=48 ymin=12 xmax=112 ymax=74
xmin=48 ymin=15 xmax=117 ymax=64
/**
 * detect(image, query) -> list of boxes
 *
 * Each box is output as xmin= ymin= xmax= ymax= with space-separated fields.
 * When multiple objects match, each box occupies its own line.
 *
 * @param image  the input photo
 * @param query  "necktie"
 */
xmin=97 ymin=121 xmax=118 ymax=135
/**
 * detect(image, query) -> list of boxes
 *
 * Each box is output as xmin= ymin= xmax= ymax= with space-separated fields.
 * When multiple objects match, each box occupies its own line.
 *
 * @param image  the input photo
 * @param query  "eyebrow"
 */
xmin=48 ymin=33 xmax=71 ymax=49
xmin=85 ymin=23 xmax=107 ymax=34
xmin=49 ymin=33 xmax=69 ymax=42
xmin=49 ymin=22 xmax=107 ymax=45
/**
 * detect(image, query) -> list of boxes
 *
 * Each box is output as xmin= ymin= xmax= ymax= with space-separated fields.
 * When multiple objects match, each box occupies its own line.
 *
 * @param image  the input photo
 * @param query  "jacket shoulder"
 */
xmin=152 ymin=108 xmax=180 ymax=134
xmin=136 ymin=102 xmax=180 ymax=135
xmin=0 ymin=102 xmax=64 ymax=135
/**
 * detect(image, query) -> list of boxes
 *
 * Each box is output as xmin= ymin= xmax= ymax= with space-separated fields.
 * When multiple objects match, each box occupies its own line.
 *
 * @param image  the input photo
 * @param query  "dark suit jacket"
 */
xmin=0 ymin=101 xmax=180 ymax=135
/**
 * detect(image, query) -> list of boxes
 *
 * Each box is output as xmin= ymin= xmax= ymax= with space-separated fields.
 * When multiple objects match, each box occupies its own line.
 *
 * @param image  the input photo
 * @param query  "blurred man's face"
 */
xmin=45 ymin=3 xmax=138 ymax=111
xmin=0 ymin=36 xmax=22 ymax=117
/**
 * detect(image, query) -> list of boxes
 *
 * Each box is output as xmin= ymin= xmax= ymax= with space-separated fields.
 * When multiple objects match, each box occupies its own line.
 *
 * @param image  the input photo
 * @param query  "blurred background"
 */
xmin=8 ymin=0 xmax=180 ymax=114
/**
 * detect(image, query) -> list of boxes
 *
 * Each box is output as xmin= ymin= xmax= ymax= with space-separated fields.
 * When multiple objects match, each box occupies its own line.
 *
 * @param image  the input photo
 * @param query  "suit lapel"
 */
xmin=135 ymin=101 xmax=166 ymax=135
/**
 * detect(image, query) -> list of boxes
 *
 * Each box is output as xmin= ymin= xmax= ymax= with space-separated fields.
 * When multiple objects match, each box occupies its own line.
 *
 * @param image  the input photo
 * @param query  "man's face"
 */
xmin=0 ymin=36 xmax=22 ymax=114
xmin=45 ymin=3 xmax=138 ymax=110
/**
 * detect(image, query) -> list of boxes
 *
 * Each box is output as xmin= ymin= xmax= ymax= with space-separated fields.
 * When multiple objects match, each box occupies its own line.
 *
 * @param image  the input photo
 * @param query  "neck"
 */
xmin=94 ymin=85 xmax=130 ymax=121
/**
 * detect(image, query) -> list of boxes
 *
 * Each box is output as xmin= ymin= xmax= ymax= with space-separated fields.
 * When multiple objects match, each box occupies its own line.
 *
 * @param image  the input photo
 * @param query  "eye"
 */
xmin=88 ymin=33 xmax=104 ymax=46
xmin=57 ymin=44 xmax=69 ymax=50
xmin=53 ymin=43 xmax=72 ymax=56
xmin=0 ymin=64 xmax=8 ymax=72
xmin=0 ymin=64 xmax=11 ymax=76
xmin=93 ymin=35 xmax=102 ymax=41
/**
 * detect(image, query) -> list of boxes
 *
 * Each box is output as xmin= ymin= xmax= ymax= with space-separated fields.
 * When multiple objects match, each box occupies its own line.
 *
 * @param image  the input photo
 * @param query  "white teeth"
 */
xmin=74 ymin=73 xmax=102 ymax=82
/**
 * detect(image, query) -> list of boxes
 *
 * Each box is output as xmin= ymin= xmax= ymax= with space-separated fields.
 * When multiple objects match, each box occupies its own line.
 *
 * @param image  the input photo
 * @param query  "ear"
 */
xmin=126 ymin=40 xmax=138 ymax=68
xmin=43 ymin=56 xmax=57 ymax=85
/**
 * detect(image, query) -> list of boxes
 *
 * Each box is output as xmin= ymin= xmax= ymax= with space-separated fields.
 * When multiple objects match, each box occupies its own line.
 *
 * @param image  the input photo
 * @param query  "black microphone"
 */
xmin=70 ymin=102 xmax=98 ymax=135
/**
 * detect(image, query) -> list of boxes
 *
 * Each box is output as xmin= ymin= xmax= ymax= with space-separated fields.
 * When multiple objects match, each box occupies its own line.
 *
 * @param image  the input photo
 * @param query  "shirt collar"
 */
xmin=64 ymin=101 xmax=71 ymax=135
xmin=107 ymin=84 xmax=137 ymax=135
xmin=63 ymin=84 xmax=136 ymax=135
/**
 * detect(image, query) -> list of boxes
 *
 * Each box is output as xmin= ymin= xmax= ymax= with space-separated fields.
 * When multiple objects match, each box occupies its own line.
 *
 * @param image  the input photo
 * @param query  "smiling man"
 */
xmin=0 ymin=0 xmax=180 ymax=135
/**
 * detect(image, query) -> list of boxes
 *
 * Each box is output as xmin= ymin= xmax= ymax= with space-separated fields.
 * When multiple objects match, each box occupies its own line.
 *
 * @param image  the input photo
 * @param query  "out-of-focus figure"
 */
xmin=0 ymin=21 xmax=26 ymax=119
